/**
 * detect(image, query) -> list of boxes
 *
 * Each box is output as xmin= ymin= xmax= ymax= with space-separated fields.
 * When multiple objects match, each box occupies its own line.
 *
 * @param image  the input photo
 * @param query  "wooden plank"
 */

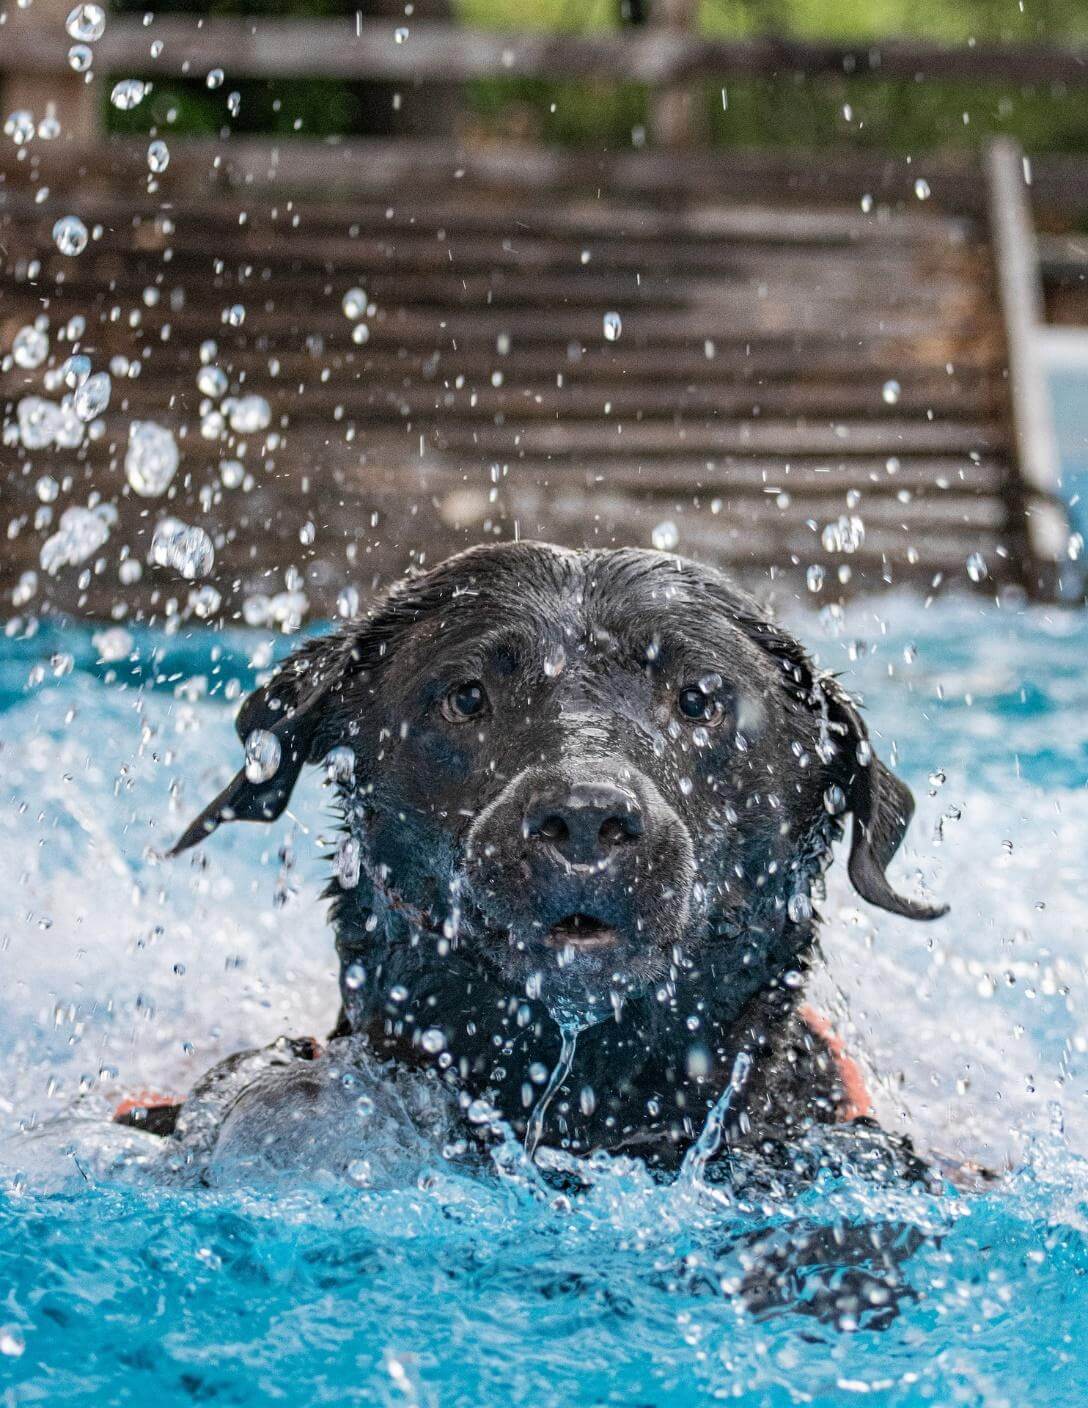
xmin=391 ymin=418 xmax=1000 ymax=457
xmin=0 ymin=182 xmax=975 ymax=248
xmin=985 ymin=139 xmax=1068 ymax=566
xmin=50 ymin=380 xmax=995 ymax=423
xmin=3 ymin=18 xmax=1088 ymax=90
xmin=0 ymin=256 xmax=976 ymax=319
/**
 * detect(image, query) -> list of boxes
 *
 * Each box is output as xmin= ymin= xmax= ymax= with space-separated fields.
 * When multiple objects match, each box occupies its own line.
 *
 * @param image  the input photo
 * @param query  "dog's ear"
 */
xmin=170 ymin=631 xmax=360 ymax=856
xmin=730 ymin=609 xmax=946 ymax=922
xmin=820 ymin=678 xmax=948 ymax=922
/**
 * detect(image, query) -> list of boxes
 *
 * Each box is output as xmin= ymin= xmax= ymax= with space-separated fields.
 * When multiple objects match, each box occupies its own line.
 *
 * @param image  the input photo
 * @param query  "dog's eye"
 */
xmin=442 ymin=680 xmax=488 ymax=722
xmin=677 ymin=685 xmax=726 ymax=726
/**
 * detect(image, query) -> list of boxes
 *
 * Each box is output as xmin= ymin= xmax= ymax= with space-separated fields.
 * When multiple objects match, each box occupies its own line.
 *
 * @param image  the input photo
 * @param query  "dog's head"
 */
xmin=174 ymin=543 xmax=945 ymax=1029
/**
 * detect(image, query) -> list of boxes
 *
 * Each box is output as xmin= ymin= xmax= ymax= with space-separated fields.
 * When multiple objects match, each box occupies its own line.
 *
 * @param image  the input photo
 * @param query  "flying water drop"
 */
xmin=244 ymin=729 xmax=281 ymax=784
xmin=342 ymin=287 xmax=367 ymax=320
xmin=336 ymin=835 xmax=361 ymax=890
xmin=125 ymin=420 xmax=179 ymax=496
xmin=652 ymin=520 xmax=679 ymax=552
xmin=12 ymin=325 xmax=48 ymax=369
xmin=679 ymin=1050 xmax=752 ymax=1190
xmin=39 ymin=506 xmax=110 ymax=575
xmin=149 ymin=518 xmax=214 ymax=579
xmin=524 ymin=1020 xmax=581 ymax=1159
xmin=146 ymin=140 xmax=169 ymax=173
xmin=73 ymin=371 xmax=110 ymax=421
xmin=110 ymin=79 xmax=146 ymax=111
xmin=65 ymin=3 xmax=106 ymax=43
xmin=52 ymin=216 xmax=88 ymax=256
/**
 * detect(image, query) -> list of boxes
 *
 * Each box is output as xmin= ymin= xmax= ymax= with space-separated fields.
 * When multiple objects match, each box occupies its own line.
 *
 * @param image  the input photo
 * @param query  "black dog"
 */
xmin=149 ymin=542 xmax=945 ymax=1172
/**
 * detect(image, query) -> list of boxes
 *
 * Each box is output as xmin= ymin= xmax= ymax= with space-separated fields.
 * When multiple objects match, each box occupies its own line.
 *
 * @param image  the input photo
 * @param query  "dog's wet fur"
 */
xmin=162 ymin=543 xmax=946 ymax=1171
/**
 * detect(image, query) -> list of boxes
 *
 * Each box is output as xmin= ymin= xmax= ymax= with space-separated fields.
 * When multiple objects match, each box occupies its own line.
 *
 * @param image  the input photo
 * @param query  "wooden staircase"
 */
xmin=0 ymin=144 xmax=1057 ymax=621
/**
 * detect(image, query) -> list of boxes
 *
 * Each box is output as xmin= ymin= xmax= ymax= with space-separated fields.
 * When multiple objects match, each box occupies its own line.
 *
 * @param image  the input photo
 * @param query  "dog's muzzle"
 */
xmin=462 ymin=760 xmax=695 ymax=965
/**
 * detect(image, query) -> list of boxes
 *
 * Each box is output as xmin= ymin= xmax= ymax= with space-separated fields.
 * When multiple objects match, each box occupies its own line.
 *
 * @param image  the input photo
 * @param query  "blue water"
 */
xmin=3 ymin=595 xmax=1088 ymax=1406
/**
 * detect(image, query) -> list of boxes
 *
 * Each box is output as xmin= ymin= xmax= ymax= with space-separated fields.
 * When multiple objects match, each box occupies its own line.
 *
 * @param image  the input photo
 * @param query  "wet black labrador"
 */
xmin=144 ymin=542 xmax=946 ymax=1172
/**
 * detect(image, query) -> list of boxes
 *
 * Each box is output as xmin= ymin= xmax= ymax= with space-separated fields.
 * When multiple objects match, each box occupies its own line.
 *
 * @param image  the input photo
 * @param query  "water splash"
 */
xmin=524 ymin=1018 xmax=581 ymax=1160
xmin=678 ymin=1050 xmax=752 ymax=1191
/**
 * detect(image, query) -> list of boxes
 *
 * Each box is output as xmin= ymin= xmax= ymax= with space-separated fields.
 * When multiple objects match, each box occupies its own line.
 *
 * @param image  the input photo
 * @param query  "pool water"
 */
xmin=2 ymin=593 xmax=1088 ymax=1406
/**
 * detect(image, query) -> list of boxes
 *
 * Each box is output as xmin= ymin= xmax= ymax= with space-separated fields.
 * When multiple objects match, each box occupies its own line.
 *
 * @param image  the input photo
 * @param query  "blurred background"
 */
xmin=4 ymin=0 xmax=1088 ymax=620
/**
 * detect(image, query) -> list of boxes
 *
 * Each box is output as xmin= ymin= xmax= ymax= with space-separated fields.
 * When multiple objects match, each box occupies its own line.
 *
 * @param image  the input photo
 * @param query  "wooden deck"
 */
xmin=0 ymin=17 xmax=1076 ymax=620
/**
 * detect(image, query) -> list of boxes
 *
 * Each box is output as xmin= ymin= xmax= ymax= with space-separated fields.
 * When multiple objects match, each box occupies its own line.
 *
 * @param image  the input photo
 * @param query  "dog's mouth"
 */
xmin=544 ymin=913 xmax=619 ymax=951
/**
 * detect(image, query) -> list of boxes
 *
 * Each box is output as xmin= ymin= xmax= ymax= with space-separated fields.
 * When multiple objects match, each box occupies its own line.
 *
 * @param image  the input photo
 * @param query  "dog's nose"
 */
xmin=524 ymin=782 xmax=644 ymax=867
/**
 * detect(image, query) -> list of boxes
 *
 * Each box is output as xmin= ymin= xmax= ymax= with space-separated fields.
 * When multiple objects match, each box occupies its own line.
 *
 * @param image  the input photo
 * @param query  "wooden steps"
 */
xmin=0 ymin=145 xmax=1034 ymax=621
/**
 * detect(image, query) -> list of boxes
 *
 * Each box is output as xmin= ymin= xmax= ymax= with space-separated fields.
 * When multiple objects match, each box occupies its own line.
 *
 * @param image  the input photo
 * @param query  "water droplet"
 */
xmin=73 ymin=370 xmax=110 ymax=421
xmin=189 ymin=584 xmax=222 ymax=618
xmin=823 ymin=784 xmax=846 ymax=815
xmin=336 ymin=584 xmax=360 ymax=618
xmin=110 ymin=78 xmax=146 ymax=110
xmin=39 ymin=506 xmax=110 ymax=574
xmin=4 ymin=110 xmax=35 ymax=146
xmin=196 ymin=364 xmax=228 ymax=399
xmin=244 ymin=729 xmax=281 ymax=784
xmin=882 ymin=379 xmax=901 ymax=405
xmin=65 ymin=3 xmax=106 ymax=43
xmin=299 ymin=520 xmax=315 ymax=546
xmin=53 ymin=215 xmax=88 ymax=256
xmin=219 ymin=458 xmax=245 ymax=489
xmin=394 ymin=26 xmax=409 ymax=43
xmin=651 ymin=520 xmax=678 ymax=552
xmin=344 ymin=962 xmax=366 ymax=990
xmin=342 ymin=286 xmax=367 ymax=319
xmin=787 ymin=892 xmax=813 ymax=923
xmin=125 ymin=420 xmax=179 ymax=496
xmin=913 ymin=177 xmax=931 ymax=200
xmin=324 ymin=746 xmax=355 ymax=784
xmin=149 ymin=517 xmax=214 ymax=579
xmin=224 ymin=394 xmax=270 ymax=433
xmin=820 ymin=515 xmax=865 ymax=554
xmin=336 ymin=834 xmax=361 ymax=889
xmin=91 ymin=626 xmax=133 ymax=662
xmin=206 ymin=68 xmax=224 ymax=89
xmin=602 ymin=311 xmax=622 ymax=342
xmin=12 ymin=324 xmax=48 ymax=369
xmin=0 ymin=1326 xmax=25 ymax=1358
xmin=62 ymin=353 xmax=91 ymax=389
xmin=543 ymin=643 xmax=566 ymax=678
xmin=806 ymin=563 xmax=825 ymax=593
xmin=17 ymin=396 xmax=62 ymax=449
xmin=146 ymin=139 xmax=169 ymax=172
xmin=351 ymin=323 xmax=370 ymax=345
xmin=966 ymin=551 xmax=987 ymax=583
xmin=68 ymin=44 xmax=93 ymax=72
xmin=421 ymin=1028 xmax=445 ymax=1054
xmin=225 ymin=303 xmax=245 ymax=327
